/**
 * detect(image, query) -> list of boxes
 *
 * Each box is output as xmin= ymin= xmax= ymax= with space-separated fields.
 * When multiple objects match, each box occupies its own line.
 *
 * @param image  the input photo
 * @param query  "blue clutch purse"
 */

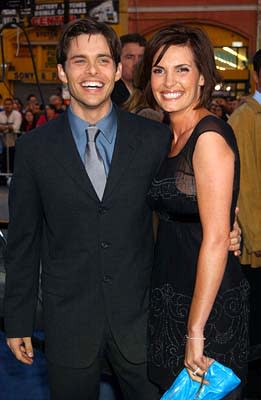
xmin=160 ymin=361 xmax=241 ymax=400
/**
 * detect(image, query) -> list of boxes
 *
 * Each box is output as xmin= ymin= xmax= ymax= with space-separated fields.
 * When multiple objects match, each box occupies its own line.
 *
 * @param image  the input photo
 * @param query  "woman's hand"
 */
xmin=184 ymin=336 xmax=212 ymax=383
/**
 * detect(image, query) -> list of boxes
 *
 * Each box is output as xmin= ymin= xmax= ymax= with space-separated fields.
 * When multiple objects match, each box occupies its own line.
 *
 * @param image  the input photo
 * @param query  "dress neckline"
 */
xmin=167 ymin=114 xmax=217 ymax=159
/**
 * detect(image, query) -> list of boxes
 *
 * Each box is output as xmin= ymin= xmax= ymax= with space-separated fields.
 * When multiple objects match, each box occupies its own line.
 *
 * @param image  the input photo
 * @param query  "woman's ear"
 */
xmin=199 ymin=74 xmax=205 ymax=87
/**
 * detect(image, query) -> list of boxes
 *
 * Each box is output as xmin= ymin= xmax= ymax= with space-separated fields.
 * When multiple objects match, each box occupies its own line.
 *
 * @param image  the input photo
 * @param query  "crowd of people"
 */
xmin=1 ymin=16 xmax=260 ymax=400
xmin=0 ymin=93 xmax=67 ymax=182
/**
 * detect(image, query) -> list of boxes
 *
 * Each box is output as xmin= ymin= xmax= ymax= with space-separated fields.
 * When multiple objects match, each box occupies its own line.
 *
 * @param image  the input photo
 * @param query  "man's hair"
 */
xmin=4 ymin=98 xmax=13 ymax=104
xmin=56 ymin=17 xmax=121 ymax=68
xmin=253 ymin=49 xmax=261 ymax=75
xmin=143 ymin=24 xmax=220 ymax=109
xmin=26 ymin=94 xmax=37 ymax=102
xmin=120 ymin=33 xmax=147 ymax=49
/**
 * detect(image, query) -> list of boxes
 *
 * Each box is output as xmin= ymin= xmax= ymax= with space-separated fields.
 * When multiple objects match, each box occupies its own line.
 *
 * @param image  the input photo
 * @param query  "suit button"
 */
xmin=98 ymin=206 xmax=108 ymax=215
xmin=103 ymin=275 xmax=112 ymax=283
xmin=101 ymin=241 xmax=110 ymax=249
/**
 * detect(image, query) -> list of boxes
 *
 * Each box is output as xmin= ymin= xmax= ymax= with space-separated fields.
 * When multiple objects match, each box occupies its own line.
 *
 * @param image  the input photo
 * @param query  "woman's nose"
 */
xmin=164 ymin=71 xmax=176 ymax=87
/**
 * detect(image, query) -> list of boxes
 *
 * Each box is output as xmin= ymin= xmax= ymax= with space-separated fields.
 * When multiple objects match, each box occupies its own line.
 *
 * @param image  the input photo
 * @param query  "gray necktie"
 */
xmin=85 ymin=126 xmax=107 ymax=200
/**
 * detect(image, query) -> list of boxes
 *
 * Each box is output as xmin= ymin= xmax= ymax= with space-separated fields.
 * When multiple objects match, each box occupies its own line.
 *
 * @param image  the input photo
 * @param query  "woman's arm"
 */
xmin=184 ymin=131 xmax=235 ymax=374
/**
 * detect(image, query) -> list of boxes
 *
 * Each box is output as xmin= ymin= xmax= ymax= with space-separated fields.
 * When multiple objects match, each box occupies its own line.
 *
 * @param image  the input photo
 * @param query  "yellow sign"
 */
xmin=7 ymin=70 xmax=59 ymax=82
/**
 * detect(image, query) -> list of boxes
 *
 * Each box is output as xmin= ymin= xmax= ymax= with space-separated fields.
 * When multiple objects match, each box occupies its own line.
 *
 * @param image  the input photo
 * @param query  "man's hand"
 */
xmin=7 ymin=337 xmax=34 ymax=365
xmin=229 ymin=207 xmax=241 ymax=256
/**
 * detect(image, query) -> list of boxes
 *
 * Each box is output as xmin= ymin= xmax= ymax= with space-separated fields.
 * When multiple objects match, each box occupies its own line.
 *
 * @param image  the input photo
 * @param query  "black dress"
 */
xmin=147 ymin=115 xmax=249 ymax=391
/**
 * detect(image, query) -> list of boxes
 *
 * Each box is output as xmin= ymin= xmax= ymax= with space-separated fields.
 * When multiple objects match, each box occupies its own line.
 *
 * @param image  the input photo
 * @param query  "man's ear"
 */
xmin=57 ymin=64 xmax=68 ymax=84
xmin=115 ymin=62 xmax=122 ymax=82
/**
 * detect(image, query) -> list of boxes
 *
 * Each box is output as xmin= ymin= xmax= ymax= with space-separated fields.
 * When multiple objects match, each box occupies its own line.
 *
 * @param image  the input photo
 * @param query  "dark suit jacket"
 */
xmin=111 ymin=79 xmax=130 ymax=107
xmin=4 ymin=107 xmax=171 ymax=368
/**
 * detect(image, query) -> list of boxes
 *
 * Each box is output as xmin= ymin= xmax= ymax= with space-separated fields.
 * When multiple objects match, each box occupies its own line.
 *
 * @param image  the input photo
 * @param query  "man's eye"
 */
xmin=99 ymin=58 xmax=110 ymax=64
xmin=74 ymin=59 xmax=85 ymax=64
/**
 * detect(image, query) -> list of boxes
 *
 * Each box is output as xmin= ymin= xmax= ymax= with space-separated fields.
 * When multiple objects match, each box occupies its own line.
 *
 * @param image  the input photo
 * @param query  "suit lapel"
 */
xmin=48 ymin=110 xmax=140 ymax=202
xmin=48 ymin=113 xmax=99 ymax=201
xmin=103 ymin=109 xmax=140 ymax=200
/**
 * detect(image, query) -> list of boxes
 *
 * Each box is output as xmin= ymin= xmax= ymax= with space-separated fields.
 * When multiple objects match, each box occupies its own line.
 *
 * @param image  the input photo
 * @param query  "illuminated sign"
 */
xmin=0 ymin=0 xmax=119 ymax=26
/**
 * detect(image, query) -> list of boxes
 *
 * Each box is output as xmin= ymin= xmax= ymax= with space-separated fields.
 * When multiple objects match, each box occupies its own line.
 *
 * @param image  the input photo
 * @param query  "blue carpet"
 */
xmin=0 ymin=331 xmax=50 ymax=400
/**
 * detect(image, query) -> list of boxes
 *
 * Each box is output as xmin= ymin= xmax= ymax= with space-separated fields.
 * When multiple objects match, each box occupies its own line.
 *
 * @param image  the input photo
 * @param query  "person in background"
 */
xmin=20 ymin=110 xmax=37 ymax=133
xmin=209 ymin=101 xmax=228 ymax=121
xmin=123 ymin=60 xmax=164 ymax=122
xmin=0 ymin=98 xmax=22 ymax=174
xmin=13 ymin=97 xmax=24 ymax=115
xmin=144 ymin=24 xmax=249 ymax=399
xmin=111 ymin=33 xmax=146 ymax=107
xmin=36 ymin=104 xmax=58 ymax=127
xmin=31 ymin=101 xmax=43 ymax=123
xmin=49 ymin=94 xmax=66 ymax=114
xmin=24 ymin=94 xmax=38 ymax=113
xmin=228 ymin=49 xmax=261 ymax=397
xmin=0 ymin=94 xmax=4 ymax=111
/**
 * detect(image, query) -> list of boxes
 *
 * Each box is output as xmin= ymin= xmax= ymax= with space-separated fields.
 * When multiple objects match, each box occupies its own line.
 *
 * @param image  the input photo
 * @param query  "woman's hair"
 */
xmin=123 ymin=59 xmax=151 ymax=113
xmin=56 ymin=17 xmax=121 ymax=68
xmin=143 ymin=23 xmax=220 ymax=109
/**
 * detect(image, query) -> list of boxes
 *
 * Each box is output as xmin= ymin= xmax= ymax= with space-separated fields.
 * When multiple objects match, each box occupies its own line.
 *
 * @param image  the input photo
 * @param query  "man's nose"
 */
xmin=87 ymin=63 xmax=98 ymax=75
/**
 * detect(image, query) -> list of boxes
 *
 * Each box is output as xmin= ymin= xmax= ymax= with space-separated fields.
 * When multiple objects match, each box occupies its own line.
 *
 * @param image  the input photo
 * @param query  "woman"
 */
xmin=36 ymin=104 xmax=58 ymax=127
xmin=20 ymin=110 xmax=37 ymax=133
xmin=145 ymin=25 xmax=249 ymax=399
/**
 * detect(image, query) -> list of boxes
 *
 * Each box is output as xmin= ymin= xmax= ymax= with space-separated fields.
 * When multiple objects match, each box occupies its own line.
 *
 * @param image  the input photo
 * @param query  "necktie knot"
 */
xmin=86 ymin=126 xmax=99 ymax=143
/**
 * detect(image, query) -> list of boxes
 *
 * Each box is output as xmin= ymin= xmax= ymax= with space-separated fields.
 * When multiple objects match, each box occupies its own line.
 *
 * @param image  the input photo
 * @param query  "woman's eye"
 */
xmin=152 ymin=67 xmax=164 ymax=74
xmin=177 ymin=67 xmax=189 ymax=73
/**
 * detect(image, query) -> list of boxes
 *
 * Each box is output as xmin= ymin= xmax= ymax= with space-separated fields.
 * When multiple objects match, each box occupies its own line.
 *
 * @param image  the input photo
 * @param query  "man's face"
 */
xmin=4 ymin=100 xmax=13 ymax=114
xmin=57 ymin=33 xmax=122 ymax=121
xmin=120 ymin=42 xmax=145 ymax=84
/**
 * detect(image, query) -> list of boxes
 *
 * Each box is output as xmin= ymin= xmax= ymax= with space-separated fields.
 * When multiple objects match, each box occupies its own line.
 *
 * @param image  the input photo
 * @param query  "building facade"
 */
xmin=128 ymin=0 xmax=261 ymax=97
xmin=0 ymin=1 xmax=260 ymax=101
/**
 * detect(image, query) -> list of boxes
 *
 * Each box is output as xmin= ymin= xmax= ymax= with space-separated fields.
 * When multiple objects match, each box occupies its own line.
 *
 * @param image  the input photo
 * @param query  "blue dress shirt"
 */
xmin=68 ymin=104 xmax=117 ymax=176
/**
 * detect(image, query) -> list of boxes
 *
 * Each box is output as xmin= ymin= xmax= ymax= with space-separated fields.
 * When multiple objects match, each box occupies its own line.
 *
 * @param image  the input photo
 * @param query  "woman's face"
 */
xmin=25 ymin=111 xmax=34 ymax=122
xmin=150 ymin=44 xmax=204 ymax=114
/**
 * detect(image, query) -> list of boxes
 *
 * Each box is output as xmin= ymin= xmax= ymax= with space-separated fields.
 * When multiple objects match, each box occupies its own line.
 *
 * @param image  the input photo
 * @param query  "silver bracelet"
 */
xmin=185 ymin=334 xmax=206 ymax=340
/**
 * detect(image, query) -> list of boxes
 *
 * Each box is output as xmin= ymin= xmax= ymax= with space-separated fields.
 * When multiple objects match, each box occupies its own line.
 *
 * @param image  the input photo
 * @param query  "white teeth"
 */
xmin=162 ymin=92 xmax=182 ymax=99
xmin=82 ymin=81 xmax=103 ymax=88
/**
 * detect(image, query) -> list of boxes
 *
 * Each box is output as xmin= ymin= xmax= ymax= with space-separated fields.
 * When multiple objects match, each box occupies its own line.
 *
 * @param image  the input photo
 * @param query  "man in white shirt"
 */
xmin=0 ymin=98 xmax=22 ymax=175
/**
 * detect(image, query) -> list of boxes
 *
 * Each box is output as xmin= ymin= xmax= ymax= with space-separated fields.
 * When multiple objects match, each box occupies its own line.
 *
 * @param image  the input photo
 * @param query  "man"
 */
xmin=0 ymin=97 xmax=22 ymax=174
xmin=4 ymin=18 xmax=171 ymax=400
xmin=4 ymin=18 xmax=240 ymax=400
xmin=111 ymin=33 xmax=146 ymax=106
xmin=228 ymin=50 xmax=261 ymax=367
xmin=49 ymin=94 xmax=66 ymax=114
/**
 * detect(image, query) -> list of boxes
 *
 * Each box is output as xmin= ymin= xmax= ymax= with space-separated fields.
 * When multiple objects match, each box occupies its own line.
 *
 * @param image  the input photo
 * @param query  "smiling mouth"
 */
xmin=161 ymin=91 xmax=183 ymax=99
xmin=81 ymin=81 xmax=104 ymax=89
